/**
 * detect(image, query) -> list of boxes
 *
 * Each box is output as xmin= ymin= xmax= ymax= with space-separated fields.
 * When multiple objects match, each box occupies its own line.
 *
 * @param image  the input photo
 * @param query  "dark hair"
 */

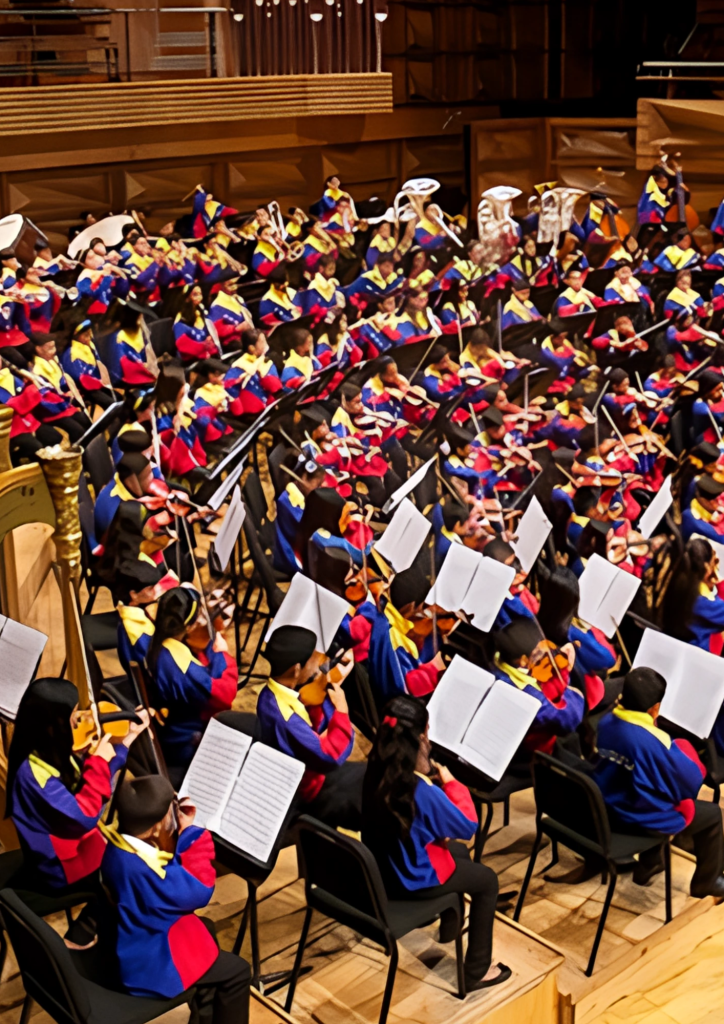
xmin=536 ymin=564 xmax=580 ymax=646
xmin=121 ymin=388 xmax=154 ymax=423
xmin=264 ymin=625 xmax=317 ymax=677
xmin=661 ymin=536 xmax=714 ymax=640
xmin=573 ymin=485 xmax=601 ymax=516
xmin=362 ymin=695 xmax=428 ymax=842
xmin=147 ymin=587 xmax=199 ymax=671
xmin=295 ymin=488 xmax=346 ymax=572
xmin=289 ymin=327 xmax=312 ymax=352
xmin=621 ymin=667 xmax=666 ymax=712
xmin=178 ymin=290 xmax=204 ymax=328
xmin=318 ymin=253 xmax=336 ymax=271
xmin=243 ymin=328 xmax=265 ymax=353
xmin=340 ymin=382 xmax=361 ymax=400
xmin=7 ymin=678 xmax=79 ymax=813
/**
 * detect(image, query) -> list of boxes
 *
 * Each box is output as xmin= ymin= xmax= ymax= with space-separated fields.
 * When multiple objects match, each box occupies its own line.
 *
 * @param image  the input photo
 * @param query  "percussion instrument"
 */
xmin=68 ymin=213 xmax=136 ymax=260
xmin=0 ymin=213 xmax=49 ymax=265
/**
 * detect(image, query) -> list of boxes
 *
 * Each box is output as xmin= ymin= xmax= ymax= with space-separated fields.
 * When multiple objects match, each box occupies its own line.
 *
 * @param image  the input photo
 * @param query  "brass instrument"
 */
xmin=208 ymin=239 xmax=247 ymax=277
xmin=266 ymin=200 xmax=305 ymax=261
xmin=476 ymin=186 xmax=522 ymax=267
xmin=393 ymin=177 xmax=464 ymax=248
xmin=537 ymin=186 xmax=586 ymax=245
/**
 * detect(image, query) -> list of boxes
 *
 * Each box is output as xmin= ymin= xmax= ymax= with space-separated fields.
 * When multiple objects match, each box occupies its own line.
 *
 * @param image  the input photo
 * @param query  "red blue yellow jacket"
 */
xmin=343 ymin=266 xmax=404 ymax=309
xmin=151 ymin=637 xmax=237 ymax=768
xmin=191 ymin=189 xmax=237 ymax=238
xmin=191 ymin=382 xmax=231 ymax=444
xmin=365 ymin=232 xmax=397 ymax=268
xmin=123 ymin=251 xmax=161 ymax=302
xmin=440 ymin=255 xmax=486 ymax=288
xmin=355 ymin=315 xmax=402 ymax=357
xmin=595 ymin=708 xmax=705 ymax=833
xmin=349 ymin=599 xmax=442 ymax=701
xmin=101 ymin=825 xmax=218 ymax=998
xmin=258 ymin=283 xmax=303 ymax=328
xmin=365 ymin=775 xmax=477 ymax=892
xmin=173 ymin=312 xmax=218 ymax=364
xmin=414 ymin=215 xmax=448 ymax=251
xmin=492 ymin=654 xmax=584 ymax=753
xmin=60 ymin=337 xmax=105 ymax=392
xmin=302 ymin=234 xmax=338 ymax=274
xmin=76 ymin=268 xmax=117 ymax=315
xmin=16 ymin=282 xmax=60 ymax=334
xmin=663 ymin=285 xmax=704 ymax=320
xmin=0 ymin=295 xmax=31 ymax=348
xmin=207 ymin=292 xmax=250 ymax=348
xmin=603 ymin=275 xmax=652 ymax=308
xmin=251 ymin=239 xmax=283 ymax=279
xmin=688 ymin=583 xmax=724 ymax=655
xmin=298 ymin=272 xmax=343 ymax=324
xmin=0 ymin=367 xmax=42 ymax=437
xmin=654 ymin=245 xmax=700 ymax=274
xmin=391 ymin=310 xmax=440 ymax=344
xmin=501 ymin=294 xmax=542 ymax=329
xmin=280 ymin=349 xmax=321 ymax=391
xmin=11 ymin=745 xmax=128 ymax=889
xmin=107 ymin=327 xmax=156 ymax=387
xmin=440 ymin=299 xmax=480 ymax=333
xmin=224 ymin=352 xmax=282 ymax=416
xmin=638 ymin=175 xmax=669 ymax=225
xmin=551 ymin=286 xmax=599 ymax=318
xmin=30 ymin=356 xmax=77 ymax=422
xmin=257 ymin=679 xmax=354 ymax=801
xmin=273 ymin=482 xmax=305 ymax=575
xmin=117 ymin=602 xmax=155 ymax=676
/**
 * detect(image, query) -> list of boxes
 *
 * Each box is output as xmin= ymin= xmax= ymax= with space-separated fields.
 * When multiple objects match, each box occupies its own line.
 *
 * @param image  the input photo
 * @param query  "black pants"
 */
xmin=48 ymin=411 xmax=91 ymax=443
xmin=301 ymin=761 xmax=366 ymax=831
xmin=637 ymin=800 xmax=724 ymax=896
xmin=396 ymin=842 xmax=498 ymax=984
xmin=81 ymin=385 xmax=115 ymax=411
xmin=192 ymin=951 xmax=251 ymax=1024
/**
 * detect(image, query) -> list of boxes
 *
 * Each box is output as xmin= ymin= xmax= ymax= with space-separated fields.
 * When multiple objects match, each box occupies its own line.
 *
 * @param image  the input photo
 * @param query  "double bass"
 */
xmin=663 ymin=154 xmax=699 ymax=232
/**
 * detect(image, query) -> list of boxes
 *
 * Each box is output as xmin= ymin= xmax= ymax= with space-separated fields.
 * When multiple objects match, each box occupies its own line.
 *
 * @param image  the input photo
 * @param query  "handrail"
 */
xmin=0 ymin=6 xmax=228 ymax=12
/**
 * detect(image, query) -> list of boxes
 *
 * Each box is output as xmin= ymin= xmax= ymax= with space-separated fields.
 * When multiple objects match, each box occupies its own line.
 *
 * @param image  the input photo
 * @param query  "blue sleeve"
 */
xmin=415 ymin=781 xmax=477 ymax=841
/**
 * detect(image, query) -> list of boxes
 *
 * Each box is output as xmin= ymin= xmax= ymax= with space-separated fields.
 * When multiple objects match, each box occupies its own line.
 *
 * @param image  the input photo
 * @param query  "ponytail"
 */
xmin=363 ymin=695 xmax=428 ymax=841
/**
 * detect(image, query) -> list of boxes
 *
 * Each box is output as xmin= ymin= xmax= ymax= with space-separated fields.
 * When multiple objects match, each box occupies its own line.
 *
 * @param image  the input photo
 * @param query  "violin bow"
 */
xmin=180 ymin=515 xmax=215 ymax=642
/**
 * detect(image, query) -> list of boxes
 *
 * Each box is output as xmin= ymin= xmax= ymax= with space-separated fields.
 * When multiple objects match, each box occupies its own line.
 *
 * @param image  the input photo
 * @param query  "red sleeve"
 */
xmin=120 ymin=355 xmax=156 ymax=385
xmin=178 ymin=828 xmax=217 ymax=887
xmin=349 ymin=614 xmax=373 ymax=660
xmin=442 ymin=779 xmax=477 ymax=823
xmin=319 ymin=709 xmax=354 ymax=758
xmin=673 ymin=738 xmax=707 ymax=778
xmin=208 ymin=652 xmax=238 ymax=711
xmin=7 ymin=383 xmax=41 ymax=415
xmin=405 ymin=661 xmax=442 ymax=697
xmin=176 ymin=334 xmax=212 ymax=361
xmin=74 ymin=755 xmax=113 ymax=816
xmin=261 ymin=373 xmax=282 ymax=394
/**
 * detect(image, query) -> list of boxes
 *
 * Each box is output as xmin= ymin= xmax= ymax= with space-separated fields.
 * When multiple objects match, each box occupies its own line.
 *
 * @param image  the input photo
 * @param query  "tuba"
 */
xmin=393 ymin=178 xmax=463 ymax=247
xmin=476 ymin=186 xmax=521 ymax=267
xmin=536 ymin=186 xmax=586 ymax=245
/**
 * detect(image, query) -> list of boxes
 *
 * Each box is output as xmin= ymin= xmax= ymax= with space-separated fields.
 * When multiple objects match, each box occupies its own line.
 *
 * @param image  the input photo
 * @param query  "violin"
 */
xmin=529 ymin=639 xmax=569 ymax=686
xmin=72 ymin=700 xmax=143 ymax=753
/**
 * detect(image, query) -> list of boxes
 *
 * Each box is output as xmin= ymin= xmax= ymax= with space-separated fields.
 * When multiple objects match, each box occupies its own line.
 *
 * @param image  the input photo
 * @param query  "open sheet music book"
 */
xmin=577 ymin=553 xmax=641 ymax=638
xmin=633 ymin=628 xmax=724 ymax=739
xmin=373 ymin=497 xmax=431 ymax=574
xmin=265 ymin=573 xmax=349 ymax=652
xmin=427 ymin=655 xmax=539 ymax=781
xmin=0 ymin=615 xmax=48 ymax=719
xmin=179 ymin=717 xmax=305 ymax=864
xmin=425 ymin=544 xmax=515 ymax=633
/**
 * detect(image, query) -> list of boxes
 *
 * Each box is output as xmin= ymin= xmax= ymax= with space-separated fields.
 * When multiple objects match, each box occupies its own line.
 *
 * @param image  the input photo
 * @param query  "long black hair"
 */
xmin=6 ymin=678 xmax=79 ymax=814
xmin=147 ymin=586 xmax=199 ymax=671
xmin=661 ymin=536 xmax=714 ymax=641
xmin=362 ymin=695 xmax=428 ymax=844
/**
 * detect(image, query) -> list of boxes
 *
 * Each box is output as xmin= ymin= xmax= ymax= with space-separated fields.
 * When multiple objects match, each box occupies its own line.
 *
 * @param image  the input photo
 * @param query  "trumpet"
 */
xmin=208 ymin=239 xmax=247 ymax=277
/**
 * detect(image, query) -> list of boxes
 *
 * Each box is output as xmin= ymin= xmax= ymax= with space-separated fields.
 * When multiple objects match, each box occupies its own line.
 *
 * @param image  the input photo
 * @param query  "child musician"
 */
xmin=102 ymin=775 xmax=251 ymax=1023
xmin=362 ymin=696 xmax=511 ymax=994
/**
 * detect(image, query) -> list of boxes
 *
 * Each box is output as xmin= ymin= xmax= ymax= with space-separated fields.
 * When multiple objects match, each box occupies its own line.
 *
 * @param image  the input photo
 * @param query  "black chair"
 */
xmin=346 ymin=662 xmax=379 ymax=742
xmin=514 ymin=753 xmax=672 ymax=976
xmin=285 ymin=816 xmax=466 ymax=1024
xmin=0 ymin=888 xmax=195 ymax=1024
xmin=241 ymin=471 xmax=276 ymax=556
xmin=149 ymin=317 xmax=175 ymax=358
xmin=237 ymin=511 xmax=286 ymax=684
xmin=82 ymin=435 xmax=114 ymax=499
xmin=81 ymin=611 xmax=119 ymax=653
xmin=267 ymin=443 xmax=292 ymax=498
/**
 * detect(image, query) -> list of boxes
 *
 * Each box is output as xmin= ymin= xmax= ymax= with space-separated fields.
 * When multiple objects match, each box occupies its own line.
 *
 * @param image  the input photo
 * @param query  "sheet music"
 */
xmin=425 ymin=543 xmax=479 ymax=612
xmin=0 ymin=616 xmax=48 ymax=719
xmin=219 ymin=743 xmax=305 ymax=864
xmin=464 ymin=558 xmax=516 ymax=632
xmin=460 ymin=682 xmax=540 ymax=781
xmin=265 ymin=573 xmax=349 ymax=652
xmin=577 ymin=553 xmax=641 ymax=638
xmin=635 ymin=628 xmax=724 ymax=738
xmin=511 ymin=496 xmax=552 ymax=574
xmin=427 ymin=655 xmax=495 ymax=748
xmin=178 ymin=718 xmax=252 ymax=831
xmin=374 ymin=498 xmax=431 ymax=573
xmin=213 ymin=486 xmax=246 ymax=572
xmin=382 ymin=457 xmax=436 ymax=513
xmin=638 ymin=476 xmax=673 ymax=540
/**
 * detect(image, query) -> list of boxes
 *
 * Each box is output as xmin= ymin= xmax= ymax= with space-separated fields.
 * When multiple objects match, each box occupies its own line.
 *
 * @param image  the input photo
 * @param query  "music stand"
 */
xmin=592 ymin=301 xmax=641 ymax=336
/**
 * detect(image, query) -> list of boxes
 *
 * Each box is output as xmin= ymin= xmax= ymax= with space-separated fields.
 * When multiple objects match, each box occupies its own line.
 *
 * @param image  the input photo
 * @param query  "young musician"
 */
xmin=59 ymin=319 xmax=115 ymax=411
xmin=173 ymin=286 xmax=218 ymax=363
xmin=362 ymin=696 xmax=510 ymax=993
xmin=223 ymin=328 xmax=282 ymax=416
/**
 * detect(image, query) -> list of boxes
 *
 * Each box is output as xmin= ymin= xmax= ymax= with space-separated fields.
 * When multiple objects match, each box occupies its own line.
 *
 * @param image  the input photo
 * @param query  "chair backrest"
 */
xmin=241 ymin=507 xmax=285 ymax=613
xmin=0 ymin=889 xmax=90 ymax=1024
xmin=83 ymin=434 xmax=114 ymax=497
xmin=296 ymin=816 xmax=391 ymax=937
xmin=413 ymin=464 xmax=439 ymax=512
xmin=213 ymin=710 xmax=261 ymax=740
xmin=149 ymin=318 xmax=175 ymax=357
xmin=532 ymin=752 xmax=611 ymax=853
xmin=267 ymin=443 xmax=292 ymax=498
xmin=242 ymin=471 xmax=275 ymax=552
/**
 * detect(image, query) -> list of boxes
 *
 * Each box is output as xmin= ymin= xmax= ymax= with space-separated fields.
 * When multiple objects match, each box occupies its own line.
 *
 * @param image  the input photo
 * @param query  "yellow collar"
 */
xmin=286 ymin=482 xmax=305 ymax=509
xmin=118 ymin=328 xmax=145 ymax=353
xmin=161 ymin=637 xmax=202 ymax=673
xmin=310 ymin=274 xmax=339 ymax=302
xmin=494 ymin=653 xmax=541 ymax=692
xmin=613 ymin=707 xmax=671 ymax=747
xmin=267 ymin=679 xmax=312 ymax=725
xmin=285 ymin=349 xmax=313 ymax=377
xmin=102 ymin=828 xmax=172 ymax=879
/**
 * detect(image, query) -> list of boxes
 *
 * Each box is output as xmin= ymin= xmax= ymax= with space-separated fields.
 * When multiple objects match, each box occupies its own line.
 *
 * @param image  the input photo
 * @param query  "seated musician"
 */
xmin=654 ymin=228 xmax=700 ymax=273
xmin=603 ymin=262 xmax=652 ymax=310
xmin=681 ymin=474 xmax=724 ymax=543
xmin=419 ymin=344 xmax=475 ymax=404
xmin=344 ymin=254 xmax=404 ymax=310
xmin=27 ymin=333 xmax=91 ymax=443
xmin=595 ymin=668 xmax=724 ymax=897
xmin=6 ymin=677 xmax=147 ymax=944
xmin=123 ymin=235 xmax=163 ymax=305
xmin=552 ymin=232 xmax=589 ymax=285
xmin=500 ymin=235 xmax=549 ymax=288
xmin=550 ymin=269 xmax=600 ymax=318
xmin=280 ymin=328 xmax=322 ymax=391
xmin=258 ymin=625 xmax=364 ymax=829
xmin=207 ymin=273 xmax=251 ymax=351
xmin=501 ymin=279 xmax=542 ymax=329
xmin=59 ymin=319 xmax=115 ymax=411
xmin=157 ymin=234 xmax=197 ymax=290
xmin=354 ymin=294 xmax=401 ymax=357
xmin=637 ymin=166 xmax=671 ymax=225
xmin=643 ymin=354 xmax=684 ymax=401
xmin=407 ymin=251 xmax=436 ymax=291
xmin=0 ymin=355 xmax=66 ymax=466
xmin=690 ymin=369 xmax=724 ymax=445
xmin=295 ymin=487 xmax=371 ymax=571
xmin=95 ymin=452 xmax=155 ymax=542
xmin=365 ymin=218 xmax=398 ymax=267
xmin=13 ymin=264 xmax=61 ymax=334
xmin=491 ymin=617 xmax=584 ymax=753
xmin=313 ymin=174 xmax=349 ymax=221
xmin=190 ymin=358 xmax=233 ymax=445
xmin=441 ymin=239 xmax=486 ymax=289
xmin=663 ymin=269 xmax=706 ymax=320
xmin=106 ymin=299 xmax=157 ymax=388
xmin=538 ymin=324 xmax=591 ymax=394
xmin=224 ymin=328 xmax=281 ymax=416
xmin=302 ymin=221 xmax=338 ymax=276
xmin=592 ymin=314 xmax=647 ymax=366
xmin=415 ymin=201 xmax=452 ymax=252
xmin=298 ymin=253 xmax=345 ymax=323
xmin=362 ymin=696 xmax=511 ymax=994
xmin=146 ymin=586 xmax=238 ymax=781
xmin=173 ymin=286 xmax=218 ymax=363
xmin=459 ymin=327 xmax=521 ymax=387
xmin=76 ymin=248 xmax=127 ymax=317
xmin=273 ymin=456 xmax=326 ymax=576
xmin=258 ymin=266 xmax=303 ymax=328
xmin=392 ymin=289 xmax=441 ymax=343
xmin=535 ymin=382 xmax=589 ymax=448
xmin=661 ymin=537 xmax=724 ymax=655
xmin=191 ymin=185 xmax=238 ymax=238
xmin=103 ymin=776 xmax=251 ymax=1021
xmin=439 ymin=279 xmax=480 ymax=333
xmin=432 ymin=499 xmax=472 ymax=569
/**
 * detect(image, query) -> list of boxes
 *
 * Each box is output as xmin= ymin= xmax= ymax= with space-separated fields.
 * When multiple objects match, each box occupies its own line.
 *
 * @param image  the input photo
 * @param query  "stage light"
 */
xmin=309 ymin=0 xmax=323 ymax=19
xmin=233 ymin=12 xmax=243 ymax=19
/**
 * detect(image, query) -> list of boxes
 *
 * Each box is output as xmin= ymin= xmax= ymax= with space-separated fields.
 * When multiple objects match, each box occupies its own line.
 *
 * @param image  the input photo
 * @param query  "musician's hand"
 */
xmin=432 ymin=651 xmax=446 ymax=672
xmin=177 ymin=798 xmax=197 ymax=831
xmin=122 ymin=707 xmax=150 ymax=747
xmin=327 ymin=681 xmax=349 ymax=715
xmin=329 ymin=651 xmax=354 ymax=684
xmin=430 ymin=759 xmax=455 ymax=785
xmin=213 ymin=631 xmax=229 ymax=654
xmin=91 ymin=733 xmax=116 ymax=763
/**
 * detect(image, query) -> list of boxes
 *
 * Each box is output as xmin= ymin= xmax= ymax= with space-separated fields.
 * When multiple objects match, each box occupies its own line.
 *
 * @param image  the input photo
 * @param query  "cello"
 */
xmin=663 ymin=154 xmax=699 ymax=232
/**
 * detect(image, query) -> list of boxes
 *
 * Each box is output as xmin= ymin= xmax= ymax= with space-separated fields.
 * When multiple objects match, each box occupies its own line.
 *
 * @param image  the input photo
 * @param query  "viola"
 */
xmin=529 ymin=639 xmax=569 ymax=686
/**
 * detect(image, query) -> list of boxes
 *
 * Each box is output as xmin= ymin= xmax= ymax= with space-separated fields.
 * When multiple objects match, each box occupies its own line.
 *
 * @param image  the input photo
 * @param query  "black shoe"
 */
xmin=691 ymin=875 xmax=724 ymax=898
xmin=633 ymin=857 xmax=664 ymax=887
xmin=465 ymin=963 xmax=512 ymax=994
xmin=544 ymin=861 xmax=600 ymax=884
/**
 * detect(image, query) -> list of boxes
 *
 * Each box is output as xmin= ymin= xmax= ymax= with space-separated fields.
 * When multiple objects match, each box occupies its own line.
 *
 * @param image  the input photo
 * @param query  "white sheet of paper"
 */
xmin=265 ymin=573 xmax=349 ymax=652
xmin=374 ymin=498 xmax=431 ymax=574
xmin=511 ymin=496 xmax=552 ymax=574
xmin=635 ymin=628 xmax=724 ymax=738
xmin=383 ymin=456 xmax=436 ymax=513
xmin=219 ymin=743 xmax=305 ymax=864
xmin=460 ymin=681 xmax=540 ymax=782
xmin=0 ymin=616 xmax=48 ymax=719
xmin=577 ymin=553 xmax=641 ymax=638
xmin=464 ymin=558 xmax=516 ymax=633
xmin=425 ymin=543 xmax=479 ymax=612
xmin=638 ymin=476 xmax=673 ymax=540
xmin=427 ymin=655 xmax=495 ymax=749
xmin=178 ymin=718 xmax=252 ymax=831
xmin=213 ymin=486 xmax=246 ymax=572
